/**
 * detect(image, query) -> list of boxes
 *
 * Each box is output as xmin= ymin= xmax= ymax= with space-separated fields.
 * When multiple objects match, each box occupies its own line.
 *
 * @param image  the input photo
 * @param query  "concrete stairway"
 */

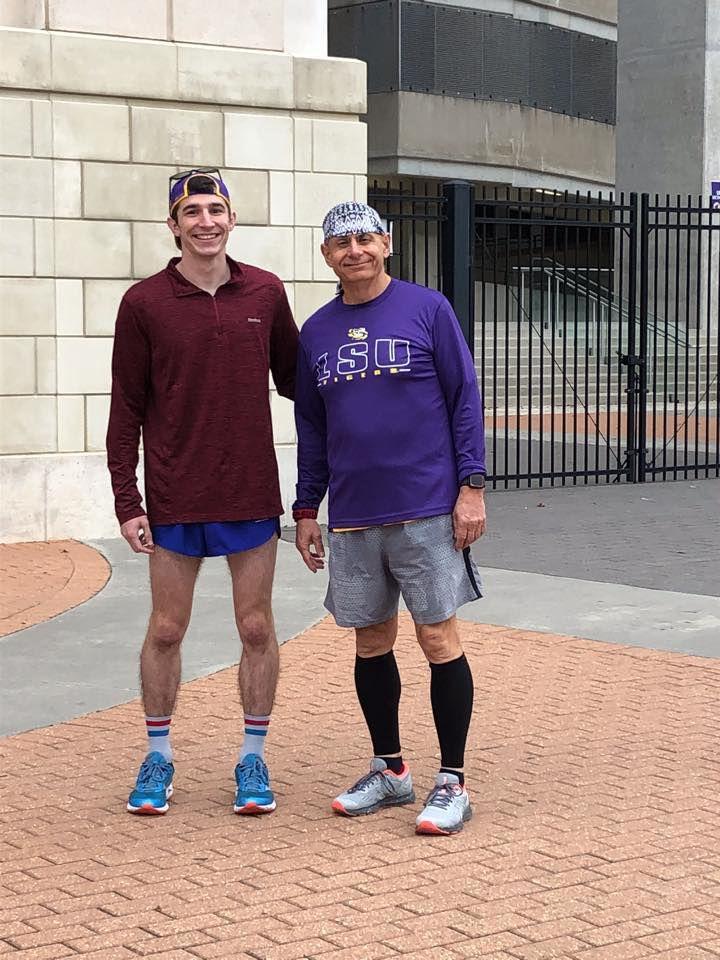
xmin=475 ymin=318 xmax=717 ymax=411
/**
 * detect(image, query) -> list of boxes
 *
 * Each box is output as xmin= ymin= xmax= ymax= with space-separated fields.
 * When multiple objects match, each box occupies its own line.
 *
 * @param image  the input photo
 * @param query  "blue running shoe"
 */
xmin=127 ymin=751 xmax=174 ymax=815
xmin=234 ymin=753 xmax=276 ymax=814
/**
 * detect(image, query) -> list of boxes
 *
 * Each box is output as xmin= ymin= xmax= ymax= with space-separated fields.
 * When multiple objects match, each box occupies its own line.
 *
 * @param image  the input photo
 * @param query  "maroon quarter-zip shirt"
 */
xmin=106 ymin=257 xmax=298 ymax=526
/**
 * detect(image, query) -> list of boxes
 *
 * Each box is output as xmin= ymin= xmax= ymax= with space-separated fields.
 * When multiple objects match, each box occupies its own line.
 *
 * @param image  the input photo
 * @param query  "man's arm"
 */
xmin=432 ymin=296 xmax=487 ymax=550
xmin=292 ymin=343 xmax=329 ymax=572
xmin=106 ymin=296 xmax=153 ymax=552
xmin=270 ymin=284 xmax=299 ymax=401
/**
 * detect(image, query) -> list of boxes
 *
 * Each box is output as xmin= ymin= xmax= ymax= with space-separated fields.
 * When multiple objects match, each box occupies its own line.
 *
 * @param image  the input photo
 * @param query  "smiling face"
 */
xmin=321 ymin=231 xmax=390 ymax=287
xmin=167 ymin=193 xmax=236 ymax=259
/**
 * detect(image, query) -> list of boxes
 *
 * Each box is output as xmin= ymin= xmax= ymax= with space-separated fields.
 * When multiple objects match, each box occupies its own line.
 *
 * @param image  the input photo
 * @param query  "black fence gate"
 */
xmin=368 ymin=180 xmax=719 ymax=488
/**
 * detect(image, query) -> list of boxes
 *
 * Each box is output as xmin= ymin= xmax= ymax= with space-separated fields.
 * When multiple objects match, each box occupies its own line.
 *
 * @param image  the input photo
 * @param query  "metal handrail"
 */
xmin=514 ymin=259 xmax=690 ymax=349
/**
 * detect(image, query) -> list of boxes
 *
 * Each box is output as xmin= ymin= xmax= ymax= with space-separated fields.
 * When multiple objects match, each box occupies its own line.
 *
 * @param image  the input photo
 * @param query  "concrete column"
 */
xmin=616 ymin=0 xmax=716 ymax=199
xmin=704 ymin=2 xmax=720 ymax=194
xmin=616 ymin=0 xmax=719 ymax=344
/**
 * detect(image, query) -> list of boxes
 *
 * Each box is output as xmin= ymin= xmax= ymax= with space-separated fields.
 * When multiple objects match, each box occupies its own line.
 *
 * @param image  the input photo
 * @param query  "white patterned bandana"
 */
xmin=322 ymin=201 xmax=386 ymax=242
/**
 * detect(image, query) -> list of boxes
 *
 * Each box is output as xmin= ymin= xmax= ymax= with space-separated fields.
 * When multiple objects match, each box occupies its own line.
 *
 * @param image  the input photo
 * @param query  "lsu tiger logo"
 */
xmin=347 ymin=327 xmax=368 ymax=341
xmin=315 ymin=338 xmax=412 ymax=385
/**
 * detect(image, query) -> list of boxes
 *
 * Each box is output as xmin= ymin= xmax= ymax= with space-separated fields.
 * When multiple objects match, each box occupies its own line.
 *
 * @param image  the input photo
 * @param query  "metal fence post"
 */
xmin=624 ymin=192 xmax=639 ymax=482
xmin=637 ymin=193 xmax=650 ymax=482
xmin=441 ymin=180 xmax=475 ymax=352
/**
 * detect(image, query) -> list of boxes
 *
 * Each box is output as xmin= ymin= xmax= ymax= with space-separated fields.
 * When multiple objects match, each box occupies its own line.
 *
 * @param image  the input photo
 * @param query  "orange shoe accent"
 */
xmin=387 ymin=764 xmax=409 ymax=778
xmin=331 ymin=799 xmax=348 ymax=815
xmin=415 ymin=819 xmax=451 ymax=835
xmin=234 ymin=802 xmax=273 ymax=815
xmin=131 ymin=804 xmax=167 ymax=816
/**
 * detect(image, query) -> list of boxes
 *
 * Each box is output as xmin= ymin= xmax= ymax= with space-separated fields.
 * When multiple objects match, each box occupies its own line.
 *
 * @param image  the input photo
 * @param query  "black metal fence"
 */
xmin=641 ymin=195 xmax=719 ymax=482
xmin=368 ymin=180 xmax=720 ymax=487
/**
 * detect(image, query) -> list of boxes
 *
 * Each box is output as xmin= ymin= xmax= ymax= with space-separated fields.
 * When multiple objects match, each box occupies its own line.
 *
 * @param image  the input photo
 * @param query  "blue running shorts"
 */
xmin=151 ymin=518 xmax=280 ymax=558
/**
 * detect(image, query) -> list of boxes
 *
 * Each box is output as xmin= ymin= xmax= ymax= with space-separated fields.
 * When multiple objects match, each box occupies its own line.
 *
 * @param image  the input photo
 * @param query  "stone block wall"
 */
xmin=0 ymin=1 xmax=367 ymax=541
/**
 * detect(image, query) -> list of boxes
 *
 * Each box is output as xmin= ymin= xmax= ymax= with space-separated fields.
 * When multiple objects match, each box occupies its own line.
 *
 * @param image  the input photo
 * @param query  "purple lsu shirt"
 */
xmin=293 ymin=278 xmax=485 ymax=529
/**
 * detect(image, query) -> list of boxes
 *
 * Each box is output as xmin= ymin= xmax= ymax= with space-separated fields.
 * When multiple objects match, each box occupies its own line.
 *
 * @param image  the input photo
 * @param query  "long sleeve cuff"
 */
xmin=292 ymin=507 xmax=319 ymax=521
xmin=116 ymin=505 xmax=146 ymax=526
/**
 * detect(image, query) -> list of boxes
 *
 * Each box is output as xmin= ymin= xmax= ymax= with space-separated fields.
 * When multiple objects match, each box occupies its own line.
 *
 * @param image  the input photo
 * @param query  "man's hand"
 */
xmin=452 ymin=487 xmax=487 ymax=551
xmin=295 ymin=518 xmax=325 ymax=572
xmin=120 ymin=515 xmax=155 ymax=554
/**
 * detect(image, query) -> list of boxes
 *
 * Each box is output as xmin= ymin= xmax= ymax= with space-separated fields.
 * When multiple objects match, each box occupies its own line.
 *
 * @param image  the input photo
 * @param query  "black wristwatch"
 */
xmin=460 ymin=473 xmax=486 ymax=489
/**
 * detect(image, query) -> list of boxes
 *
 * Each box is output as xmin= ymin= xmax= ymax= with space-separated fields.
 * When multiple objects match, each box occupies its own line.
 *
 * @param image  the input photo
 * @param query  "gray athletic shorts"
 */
xmin=324 ymin=513 xmax=483 ymax=629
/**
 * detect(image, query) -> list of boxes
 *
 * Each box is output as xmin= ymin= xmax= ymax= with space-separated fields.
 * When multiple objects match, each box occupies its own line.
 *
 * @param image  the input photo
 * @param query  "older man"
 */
xmin=293 ymin=201 xmax=486 ymax=835
xmin=107 ymin=168 xmax=298 ymax=816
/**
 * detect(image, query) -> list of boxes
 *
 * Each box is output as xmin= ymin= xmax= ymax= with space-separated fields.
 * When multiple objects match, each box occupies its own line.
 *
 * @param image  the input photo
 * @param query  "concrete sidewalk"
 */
xmin=0 ymin=536 xmax=329 ymax=738
xmin=476 ymin=477 xmax=719 ymax=596
xmin=1 ymin=479 xmax=718 ymax=737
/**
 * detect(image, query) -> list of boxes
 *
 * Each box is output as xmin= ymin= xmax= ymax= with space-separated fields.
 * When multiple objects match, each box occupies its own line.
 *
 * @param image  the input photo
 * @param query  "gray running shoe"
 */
xmin=332 ymin=758 xmax=415 ymax=816
xmin=415 ymin=772 xmax=472 ymax=835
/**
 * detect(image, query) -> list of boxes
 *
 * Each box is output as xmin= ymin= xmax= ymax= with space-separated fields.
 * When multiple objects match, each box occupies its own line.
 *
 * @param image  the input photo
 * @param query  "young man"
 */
xmin=107 ymin=168 xmax=298 ymax=816
xmin=293 ymin=201 xmax=486 ymax=835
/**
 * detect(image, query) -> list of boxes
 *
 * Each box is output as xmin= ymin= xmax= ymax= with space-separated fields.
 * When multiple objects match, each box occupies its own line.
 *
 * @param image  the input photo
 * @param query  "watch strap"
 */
xmin=460 ymin=473 xmax=486 ymax=488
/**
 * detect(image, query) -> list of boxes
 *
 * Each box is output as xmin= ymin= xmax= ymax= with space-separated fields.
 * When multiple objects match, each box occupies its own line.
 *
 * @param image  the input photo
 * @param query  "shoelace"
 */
xmin=238 ymin=755 xmax=268 ymax=792
xmin=347 ymin=770 xmax=385 ymax=794
xmin=137 ymin=759 xmax=170 ymax=790
xmin=425 ymin=783 xmax=462 ymax=810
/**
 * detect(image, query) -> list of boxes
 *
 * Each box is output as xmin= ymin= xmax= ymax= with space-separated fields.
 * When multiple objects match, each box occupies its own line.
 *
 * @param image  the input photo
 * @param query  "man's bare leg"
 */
xmin=227 ymin=535 xmax=279 ymax=814
xmin=140 ymin=547 xmax=202 ymax=717
xmin=226 ymin=535 xmax=279 ymax=716
xmin=128 ymin=546 xmax=201 ymax=815
xmin=414 ymin=615 xmax=463 ymax=664
xmin=355 ymin=614 xmax=398 ymax=657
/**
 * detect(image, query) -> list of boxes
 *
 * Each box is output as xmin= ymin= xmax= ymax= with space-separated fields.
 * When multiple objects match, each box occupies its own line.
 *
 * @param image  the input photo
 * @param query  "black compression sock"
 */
xmin=354 ymin=651 xmax=402 ymax=757
xmin=380 ymin=755 xmax=405 ymax=774
xmin=430 ymin=654 xmax=474 ymax=770
xmin=440 ymin=767 xmax=465 ymax=786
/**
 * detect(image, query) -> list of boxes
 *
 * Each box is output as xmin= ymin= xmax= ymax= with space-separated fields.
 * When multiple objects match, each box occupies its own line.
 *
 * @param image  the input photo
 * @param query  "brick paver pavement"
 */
xmin=2 ymin=614 xmax=720 ymax=959
xmin=0 ymin=542 xmax=110 ymax=637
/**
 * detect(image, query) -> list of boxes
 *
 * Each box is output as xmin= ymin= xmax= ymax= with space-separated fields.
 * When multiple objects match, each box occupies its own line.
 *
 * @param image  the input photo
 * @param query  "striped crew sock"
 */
xmin=145 ymin=715 xmax=172 ymax=761
xmin=239 ymin=714 xmax=270 ymax=762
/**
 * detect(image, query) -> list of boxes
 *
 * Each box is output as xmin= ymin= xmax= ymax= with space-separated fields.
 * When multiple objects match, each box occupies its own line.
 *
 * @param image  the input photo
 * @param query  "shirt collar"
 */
xmin=165 ymin=256 xmax=244 ymax=297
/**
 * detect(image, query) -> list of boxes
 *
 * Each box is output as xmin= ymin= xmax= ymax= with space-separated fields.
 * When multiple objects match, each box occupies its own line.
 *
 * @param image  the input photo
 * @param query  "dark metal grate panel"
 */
xmin=328 ymin=1 xmax=399 ymax=94
xmin=572 ymin=33 xmax=616 ymax=123
xmin=400 ymin=1 xmax=436 ymax=92
xmin=482 ymin=12 xmax=530 ymax=104
xmin=529 ymin=22 xmax=572 ymax=114
xmin=362 ymin=1 xmax=400 ymax=92
xmin=434 ymin=6 xmax=483 ymax=99
xmin=329 ymin=0 xmax=617 ymax=124
xmin=327 ymin=3 xmax=358 ymax=61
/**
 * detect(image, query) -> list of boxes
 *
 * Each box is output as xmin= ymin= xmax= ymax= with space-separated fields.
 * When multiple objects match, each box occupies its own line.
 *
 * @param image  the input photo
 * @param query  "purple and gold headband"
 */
xmin=168 ymin=168 xmax=231 ymax=216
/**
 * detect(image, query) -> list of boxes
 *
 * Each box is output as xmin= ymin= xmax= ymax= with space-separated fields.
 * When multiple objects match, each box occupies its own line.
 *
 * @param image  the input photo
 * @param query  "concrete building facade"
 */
xmin=0 ymin=0 xmax=366 ymax=542
xmin=330 ymin=0 xmax=617 ymax=192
